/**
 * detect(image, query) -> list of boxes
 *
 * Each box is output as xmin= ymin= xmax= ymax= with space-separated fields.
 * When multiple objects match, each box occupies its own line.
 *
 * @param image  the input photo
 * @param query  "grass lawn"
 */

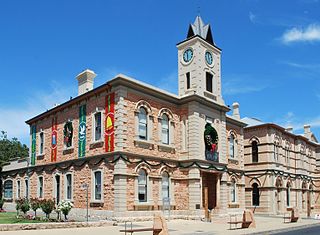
xmin=0 ymin=212 xmax=43 ymax=224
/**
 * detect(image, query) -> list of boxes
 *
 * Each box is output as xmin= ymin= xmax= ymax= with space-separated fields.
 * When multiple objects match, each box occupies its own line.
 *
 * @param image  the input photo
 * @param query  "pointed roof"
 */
xmin=187 ymin=16 xmax=214 ymax=45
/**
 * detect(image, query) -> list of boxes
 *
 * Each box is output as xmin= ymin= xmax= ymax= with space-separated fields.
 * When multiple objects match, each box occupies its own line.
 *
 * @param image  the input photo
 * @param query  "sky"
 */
xmin=1 ymin=0 xmax=320 ymax=145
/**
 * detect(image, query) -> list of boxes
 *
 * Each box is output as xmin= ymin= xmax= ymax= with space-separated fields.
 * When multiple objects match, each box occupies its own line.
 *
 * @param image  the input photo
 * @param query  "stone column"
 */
xmin=216 ymin=174 xmax=221 ymax=209
xmin=188 ymin=168 xmax=201 ymax=210
xmin=114 ymin=156 xmax=127 ymax=214
xmin=219 ymin=172 xmax=228 ymax=212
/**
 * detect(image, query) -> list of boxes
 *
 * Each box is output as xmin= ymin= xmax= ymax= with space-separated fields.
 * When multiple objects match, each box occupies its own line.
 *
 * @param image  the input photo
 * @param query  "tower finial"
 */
xmin=197 ymin=0 xmax=201 ymax=16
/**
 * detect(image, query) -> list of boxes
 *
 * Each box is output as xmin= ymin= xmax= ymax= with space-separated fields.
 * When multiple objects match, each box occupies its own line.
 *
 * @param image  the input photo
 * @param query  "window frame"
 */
xmin=138 ymin=107 xmax=148 ymax=140
xmin=39 ymin=131 xmax=45 ymax=155
xmin=3 ymin=179 xmax=13 ymax=200
xmin=252 ymin=183 xmax=260 ymax=206
xmin=229 ymin=134 xmax=235 ymax=159
xmin=37 ymin=176 xmax=44 ymax=198
xmin=16 ymin=180 xmax=21 ymax=199
xmin=252 ymin=141 xmax=258 ymax=163
xmin=161 ymin=114 xmax=170 ymax=145
xmin=230 ymin=179 xmax=236 ymax=203
xmin=65 ymin=173 xmax=73 ymax=201
xmin=24 ymin=178 xmax=29 ymax=198
xmin=92 ymin=110 xmax=103 ymax=142
xmin=205 ymin=72 xmax=213 ymax=93
xmin=91 ymin=169 xmax=103 ymax=202
xmin=161 ymin=172 xmax=170 ymax=200
xmin=138 ymin=169 xmax=148 ymax=202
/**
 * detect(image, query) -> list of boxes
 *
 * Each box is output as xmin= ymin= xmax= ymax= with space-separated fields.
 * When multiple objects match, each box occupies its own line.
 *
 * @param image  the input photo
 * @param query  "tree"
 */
xmin=0 ymin=131 xmax=29 ymax=197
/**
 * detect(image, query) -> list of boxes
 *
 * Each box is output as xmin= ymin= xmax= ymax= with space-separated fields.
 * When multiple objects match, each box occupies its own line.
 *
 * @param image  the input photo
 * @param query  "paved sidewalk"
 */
xmin=0 ymin=216 xmax=319 ymax=235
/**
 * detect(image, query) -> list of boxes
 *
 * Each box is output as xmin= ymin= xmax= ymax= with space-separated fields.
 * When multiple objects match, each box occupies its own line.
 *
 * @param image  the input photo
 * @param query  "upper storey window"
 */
xmin=229 ymin=134 xmax=235 ymax=159
xmin=39 ymin=131 xmax=44 ymax=155
xmin=252 ymin=141 xmax=258 ymax=163
xmin=94 ymin=112 xmax=102 ymax=141
xmin=206 ymin=72 xmax=213 ymax=93
xmin=138 ymin=107 xmax=148 ymax=140
xmin=161 ymin=114 xmax=169 ymax=144
xmin=63 ymin=121 xmax=73 ymax=148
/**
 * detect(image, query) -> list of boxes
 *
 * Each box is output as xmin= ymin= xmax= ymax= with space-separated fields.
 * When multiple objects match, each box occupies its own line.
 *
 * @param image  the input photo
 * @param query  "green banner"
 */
xmin=31 ymin=125 xmax=36 ymax=165
xmin=78 ymin=105 xmax=86 ymax=158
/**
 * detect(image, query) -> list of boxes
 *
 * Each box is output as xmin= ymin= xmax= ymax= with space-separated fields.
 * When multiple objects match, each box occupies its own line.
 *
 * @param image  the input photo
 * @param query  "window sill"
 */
xmin=133 ymin=202 xmax=154 ymax=211
xmin=63 ymin=147 xmax=74 ymax=155
xmin=203 ymin=91 xmax=217 ymax=101
xmin=89 ymin=140 xmax=104 ymax=149
xmin=228 ymin=158 xmax=239 ymax=164
xmin=228 ymin=203 xmax=240 ymax=208
xmin=158 ymin=144 xmax=175 ymax=153
xmin=134 ymin=139 xmax=154 ymax=150
xmin=36 ymin=154 xmax=45 ymax=160
xmin=90 ymin=200 xmax=104 ymax=207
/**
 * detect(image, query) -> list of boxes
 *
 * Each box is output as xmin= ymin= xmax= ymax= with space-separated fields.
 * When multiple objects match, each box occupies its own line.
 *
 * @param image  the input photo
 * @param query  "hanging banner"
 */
xmin=31 ymin=125 xmax=36 ymax=166
xmin=51 ymin=117 xmax=58 ymax=162
xmin=78 ymin=104 xmax=86 ymax=158
xmin=105 ymin=93 xmax=115 ymax=152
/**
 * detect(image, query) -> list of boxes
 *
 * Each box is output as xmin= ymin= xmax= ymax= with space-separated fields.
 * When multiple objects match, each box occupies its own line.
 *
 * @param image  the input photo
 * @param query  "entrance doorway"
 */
xmin=202 ymin=172 xmax=217 ymax=210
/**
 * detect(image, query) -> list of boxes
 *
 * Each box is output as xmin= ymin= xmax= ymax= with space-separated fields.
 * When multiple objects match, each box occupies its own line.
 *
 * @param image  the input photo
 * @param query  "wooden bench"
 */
xmin=283 ymin=207 xmax=299 ymax=223
xmin=227 ymin=210 xmax=256 ymax=230
xmin=120 ymin=213 xmax=168 ymax=235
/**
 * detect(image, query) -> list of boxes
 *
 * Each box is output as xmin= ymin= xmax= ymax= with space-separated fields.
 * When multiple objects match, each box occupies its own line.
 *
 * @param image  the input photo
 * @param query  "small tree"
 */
xmin=16 ymin=198 xmax=30 ymax=216
xmin=30 ymin=198 xmax=41 ymax=218
xmin=0 ymin=197 xmax=4 ymax=211
xmin=57 ymin=200 xmax=74 ymax=220
xmin=40 ymin=199 xmax=55 ymax=219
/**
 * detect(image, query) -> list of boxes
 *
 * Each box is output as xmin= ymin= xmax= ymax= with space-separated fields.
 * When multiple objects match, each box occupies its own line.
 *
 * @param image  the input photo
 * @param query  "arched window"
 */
xmin=138 ymin=107 xmax=148 ymax=140
xmin=252 ymin=183 xmax=260 ymax=206
xmin=230 ymin=179 xmax=236 ymax=203
xmin=3 ymin=180 xmax=13 ymax=199
xmin=252 ymin=141 xmax=258 ymax=163
xmin=229 ymin=134 xmax=235 ymax=158
xmin=161 ymin=114 xmax=169 ymax=144
xmin=162 ymin=172 xmax=170 ymax=199
xmin=286 ymin=183 xmax=290 ymax=207
xmin=138 ymin=169 xmax=147 ymax=202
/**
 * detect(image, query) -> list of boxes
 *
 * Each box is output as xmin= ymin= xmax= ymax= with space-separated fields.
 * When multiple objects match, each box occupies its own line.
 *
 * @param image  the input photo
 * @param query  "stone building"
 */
xmin=1 ymin=16 xmax=247 ymax=220
xmin=243 ymin=117 xmax=320 ymax=216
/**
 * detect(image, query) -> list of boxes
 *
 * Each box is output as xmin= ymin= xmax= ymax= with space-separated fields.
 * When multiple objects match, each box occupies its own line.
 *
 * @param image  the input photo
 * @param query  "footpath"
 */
xmin=0 ymin=215 xmax=319 ymax=235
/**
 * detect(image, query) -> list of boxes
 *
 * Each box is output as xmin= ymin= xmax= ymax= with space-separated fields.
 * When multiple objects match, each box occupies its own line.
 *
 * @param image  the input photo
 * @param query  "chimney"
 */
xmin=304 ymin=124 xmax=312 ymax=140
xmin=232 ymin=102 xmax=240 ymax=119
xmin=285 ymin=126 xmax=293 ymax=133
xmin=76 ymin=69 xmax=96 ymax=96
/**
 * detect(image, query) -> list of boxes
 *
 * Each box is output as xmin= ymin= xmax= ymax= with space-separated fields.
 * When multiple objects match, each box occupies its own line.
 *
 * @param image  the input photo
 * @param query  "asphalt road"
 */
xmin=273 ymin=224 xmax=320 ymax=235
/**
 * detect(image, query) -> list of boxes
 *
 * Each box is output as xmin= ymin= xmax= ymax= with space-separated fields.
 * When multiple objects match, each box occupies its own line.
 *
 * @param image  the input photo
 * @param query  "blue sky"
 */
xmin=1 ymin=0 xmax=320 ymax=145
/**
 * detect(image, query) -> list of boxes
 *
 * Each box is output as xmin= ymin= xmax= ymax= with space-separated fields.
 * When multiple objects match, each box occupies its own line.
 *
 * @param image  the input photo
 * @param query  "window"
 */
xmin=25 ymin=179 xmax=29 ymax=198
xmin=161 ymin=114 xmax=169 ymax=144
xmin=206 ymin=72 xmax=213 ymax=92
xmin=286 ymin=183 xmax=290 ymax=207
xmin=39 ymin=132 xmax=44 ymax=155
xmin=252 ymin=183 xmax=260 ymax=206
xmin=3 ymin=180 xmax=13 ymax=199
xmin=138 ymin=169 xmax=147 ymax=202
xmin=186 ymin=72 xmax=190 ymax=89
xmin=54 ymin=175 xmax=60 ymax=204
xmin=252 ymin=141 xmax=258 ymax=163
xmin=230 ymin=179 xmax=236 ymax=203
xmin=229 ymin=134 xmax=235 ymax=159
xmin=38 ymin=176 xmax=44 ymax=198
xmin=162 ymin=172 xmax=170 ymax=199
xmin=17 ymin=180 xmax=21 ymax=198
xmin=66 ymin=174 xmax=72 ymax=200
xmin=94 ymin=112 xmax=102 ymax=141
xmin=138 ymin=107 xmax=148 ymax=140
xmin=94 ymin=171 xmax=102 ymax=201
xmin=63 ymin=121 xmax=73 ymax=148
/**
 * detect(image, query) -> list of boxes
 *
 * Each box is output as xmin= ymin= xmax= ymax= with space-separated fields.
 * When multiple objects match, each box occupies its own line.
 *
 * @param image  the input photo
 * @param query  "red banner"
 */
xmin=51 ymin=117 xmax=58 ymax=162
xmin=105 ymin=93 xmax=115 ymax=152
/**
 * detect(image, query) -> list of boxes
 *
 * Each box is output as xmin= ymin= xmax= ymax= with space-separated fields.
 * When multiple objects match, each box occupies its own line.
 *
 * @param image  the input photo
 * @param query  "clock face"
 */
xmin=183 ymin=48 xmax=193 ymax=63
xmin=205 ymin=51 xmax=214 ymax=66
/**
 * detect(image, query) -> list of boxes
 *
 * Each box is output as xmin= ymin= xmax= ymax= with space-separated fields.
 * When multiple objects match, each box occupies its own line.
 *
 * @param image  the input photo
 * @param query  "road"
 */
xmin=273 ymin=224 xmax=320 ymax=235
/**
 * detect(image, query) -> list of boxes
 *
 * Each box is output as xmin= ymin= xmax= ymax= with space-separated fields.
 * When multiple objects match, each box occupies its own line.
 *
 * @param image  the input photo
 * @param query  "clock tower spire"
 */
xmin=177 ymin=16 xmax=224 ymax=105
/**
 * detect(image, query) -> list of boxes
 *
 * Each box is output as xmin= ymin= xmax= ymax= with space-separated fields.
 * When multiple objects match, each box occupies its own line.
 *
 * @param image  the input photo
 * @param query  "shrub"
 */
xmin=16 ymin=198 xmax=30 ymax=215
xmin=57 ymin=200 xmax=74 ymax=220
xmin=40 ymin=199 xmax=55 ymax=219
xmin=30 ymin=198 xmax=41 ymax=218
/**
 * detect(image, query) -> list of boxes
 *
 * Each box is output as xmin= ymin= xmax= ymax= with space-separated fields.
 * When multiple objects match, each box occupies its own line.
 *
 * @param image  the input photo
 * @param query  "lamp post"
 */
xmin=81 ymin=183 xmax=89 ymax=222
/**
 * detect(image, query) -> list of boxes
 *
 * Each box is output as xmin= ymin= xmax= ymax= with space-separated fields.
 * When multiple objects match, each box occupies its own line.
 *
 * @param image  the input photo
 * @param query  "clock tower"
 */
xmin=177 ymin=16 xmax=224 ymax=105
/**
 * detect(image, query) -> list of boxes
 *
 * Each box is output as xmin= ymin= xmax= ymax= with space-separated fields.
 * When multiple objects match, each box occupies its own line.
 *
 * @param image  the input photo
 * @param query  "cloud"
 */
xmin=223 ymin=74 xmax=268 ymax=95
xmin=0 ymin=81 xmax=74 ymax=145
xmin=155 ymin=72 xmax=178 ymax=94
xmin=282 ymin=61 xmax=320 ymax=70
xmin=280 ymin=23 xmax=320 ymax=44
xmin=249 ymin=12 xmax=257 ymax=24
